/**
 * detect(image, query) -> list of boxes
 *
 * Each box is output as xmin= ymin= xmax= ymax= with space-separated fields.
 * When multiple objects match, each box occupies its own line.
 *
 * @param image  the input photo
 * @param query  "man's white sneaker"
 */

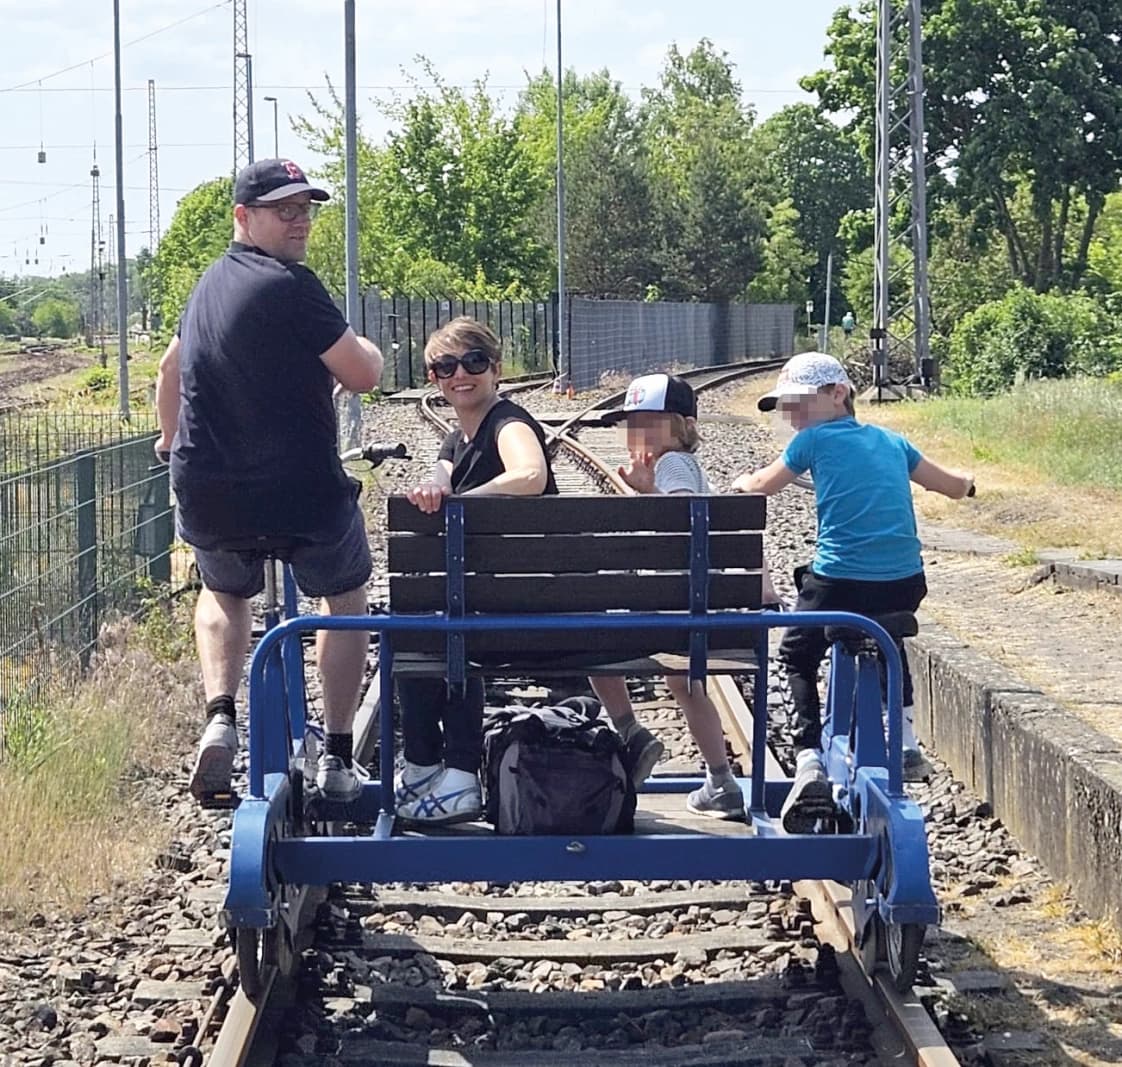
xmin=316 ymin=755 xmax=370 ymax=803
xmin=189 ymin=714 xmax=237 ymax=806
xmin=396 ymin=767 xmax=483 ymax=825
xmin=394 ymin=761 xmax=443 ymax=807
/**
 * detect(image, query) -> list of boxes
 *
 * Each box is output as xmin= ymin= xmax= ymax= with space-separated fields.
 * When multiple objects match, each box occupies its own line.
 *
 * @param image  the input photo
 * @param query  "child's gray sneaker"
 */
xmin=686 ymin=780 xmax=746 ymax=820
xmin=625 ymin=727 xmax=665 ymax=789
xmin=316 ymin=755 xmax=370 ymax=804
xmin=189 ymin=714 xmax=237 ymax=806
xmin=781 ymin=753 xmax=836 ymax=834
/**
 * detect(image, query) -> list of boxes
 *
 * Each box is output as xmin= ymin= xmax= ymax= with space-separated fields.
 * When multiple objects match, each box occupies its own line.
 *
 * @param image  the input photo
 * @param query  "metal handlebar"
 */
xmin=340 ymin=442 xmax=411 ymax=468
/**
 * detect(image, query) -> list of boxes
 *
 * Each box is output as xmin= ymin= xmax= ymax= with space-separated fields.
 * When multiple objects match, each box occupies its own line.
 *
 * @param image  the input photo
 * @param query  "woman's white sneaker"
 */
xmin=396 ymin=767 xmax=483 ymax=825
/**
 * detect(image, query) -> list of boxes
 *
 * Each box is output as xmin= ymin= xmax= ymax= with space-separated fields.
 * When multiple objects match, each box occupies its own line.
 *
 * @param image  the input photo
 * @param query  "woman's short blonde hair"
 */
xmin=424 ymin=316 xmax=501 ymax=368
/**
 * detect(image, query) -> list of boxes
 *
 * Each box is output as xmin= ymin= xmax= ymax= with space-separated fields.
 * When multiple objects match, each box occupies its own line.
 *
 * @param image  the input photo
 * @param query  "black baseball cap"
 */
xmin=234 ymin=158 xmax=330 ymax=205
xmin=602 ymin=373 xmax=698 ymax=425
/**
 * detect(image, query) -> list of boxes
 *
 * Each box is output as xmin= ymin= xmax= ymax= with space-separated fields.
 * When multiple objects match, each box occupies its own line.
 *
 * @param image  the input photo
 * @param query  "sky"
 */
xmin=0 ymin=0 xmax=845 ymax=280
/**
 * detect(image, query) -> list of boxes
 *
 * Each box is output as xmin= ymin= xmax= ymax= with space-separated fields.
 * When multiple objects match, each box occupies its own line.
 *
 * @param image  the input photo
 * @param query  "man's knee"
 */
xmin=322 ymin=584 xmax=367 ymax=616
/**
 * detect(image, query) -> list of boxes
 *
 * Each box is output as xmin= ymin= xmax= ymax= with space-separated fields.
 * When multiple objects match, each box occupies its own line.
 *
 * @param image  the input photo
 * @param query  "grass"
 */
xmin=0 ymin=592 xmax=201 ymax=923
xmin=730 ymin=375 xmax=1122 ymax=558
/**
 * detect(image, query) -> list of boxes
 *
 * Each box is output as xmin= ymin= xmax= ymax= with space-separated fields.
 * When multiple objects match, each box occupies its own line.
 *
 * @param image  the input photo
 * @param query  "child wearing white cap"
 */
xmin=732 ymin=353 xmax=974 ymax=831
xmin=595 ymin=373 xmax=780 ymax=820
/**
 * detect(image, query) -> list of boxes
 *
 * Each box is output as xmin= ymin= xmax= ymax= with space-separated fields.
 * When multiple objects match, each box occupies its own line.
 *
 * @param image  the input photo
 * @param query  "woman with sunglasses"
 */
xmin=396 ymin=317 xmax=557 ymax=824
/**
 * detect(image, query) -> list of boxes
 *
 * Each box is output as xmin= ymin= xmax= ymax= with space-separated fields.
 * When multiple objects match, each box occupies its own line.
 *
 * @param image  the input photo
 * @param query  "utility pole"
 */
xmin=107 ymin=214 xmax=116 ymax=333
xmin=113 ymin=0 xmax=130 ymax=417
xmin=233 ymin=0 xmax=254 ymax=174
xmin=87 ymin=156 xmax=99 ymax=348
xmin=147 ymin=79 xmax=160 ymax=249
xmin=821 ymin=251 xmax=833 ymax=354
xmin=90 ymin=158 xmax=105 ymax=367
xmin=870 ymin=0 xmax=932 ymax=400
xmin=340 ymin=0 xmax=361 ymax=450
xmin=555 ymin=0 xmax=568 ymax=395
xmin=263 ymin=95 xmax=279 ymax=157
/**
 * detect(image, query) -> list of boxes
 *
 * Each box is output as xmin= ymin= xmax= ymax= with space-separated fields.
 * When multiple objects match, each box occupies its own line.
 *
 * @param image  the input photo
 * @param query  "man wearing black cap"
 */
xmin=154 ymin=158 xmax=384 ymax=805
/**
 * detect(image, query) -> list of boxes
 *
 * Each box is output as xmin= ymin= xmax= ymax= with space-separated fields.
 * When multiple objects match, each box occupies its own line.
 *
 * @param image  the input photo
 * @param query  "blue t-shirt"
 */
xmin=172 ymin=242 xmax=352 ymax=547
xmin=782 ymin=417 xmax=923 ymax=581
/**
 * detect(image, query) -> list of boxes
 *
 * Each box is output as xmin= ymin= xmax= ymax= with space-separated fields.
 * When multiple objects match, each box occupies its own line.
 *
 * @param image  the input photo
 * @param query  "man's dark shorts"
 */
xmin=189 ymin=506 xmax=372 ymax=599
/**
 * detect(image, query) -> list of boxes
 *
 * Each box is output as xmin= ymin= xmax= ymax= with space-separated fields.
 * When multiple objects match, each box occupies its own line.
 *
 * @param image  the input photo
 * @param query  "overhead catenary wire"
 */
xmin=0 ymin=0 xmax=233 ymax=94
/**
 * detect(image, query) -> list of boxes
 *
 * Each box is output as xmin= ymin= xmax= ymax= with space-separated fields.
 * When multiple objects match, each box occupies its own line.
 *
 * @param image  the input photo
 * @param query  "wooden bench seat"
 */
xmin=386 ymin=493 xmax=767 ymax=679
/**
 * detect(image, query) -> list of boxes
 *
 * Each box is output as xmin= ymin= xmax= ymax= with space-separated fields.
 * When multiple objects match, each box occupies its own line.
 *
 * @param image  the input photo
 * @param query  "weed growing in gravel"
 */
xmin=1004 ymin=546 xmax=1040 ymax=567
xmin=0 ymin=613 xmax=201 ymax=922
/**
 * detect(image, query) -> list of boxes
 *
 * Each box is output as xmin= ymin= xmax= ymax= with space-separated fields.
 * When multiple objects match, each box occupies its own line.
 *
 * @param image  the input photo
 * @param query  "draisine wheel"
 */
xmin=885 ymin=921 xmax=925 ymax=992
xmin=235 ymin=927 xmax=265 ymax=1000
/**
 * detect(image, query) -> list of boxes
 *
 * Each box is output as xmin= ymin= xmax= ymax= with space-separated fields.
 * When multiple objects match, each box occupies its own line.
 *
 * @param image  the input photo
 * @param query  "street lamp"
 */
xmin=263 ymin=95 xmax=279 ymax=158
xmin=805 ymin=299 xmax=815 ymax=340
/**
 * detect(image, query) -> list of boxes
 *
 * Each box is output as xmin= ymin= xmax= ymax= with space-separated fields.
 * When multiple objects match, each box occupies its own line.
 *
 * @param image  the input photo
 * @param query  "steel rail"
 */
xmin=709 ymin=679 xmax=961 ymax=1067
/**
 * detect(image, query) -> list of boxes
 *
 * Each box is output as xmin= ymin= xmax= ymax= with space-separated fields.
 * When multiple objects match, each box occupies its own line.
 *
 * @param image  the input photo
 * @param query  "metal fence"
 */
xmin=0 ymin=424 xmax=174 ymax=738
xmin=363 ymin=290 xmax=555 ymax=391
xmin=1 ymin=409 xmax=159 ymax=474
xmin=362 ymin=289 xmax=795 ymax=393
xmin=564 ymin=298 xmax=796 ymax=390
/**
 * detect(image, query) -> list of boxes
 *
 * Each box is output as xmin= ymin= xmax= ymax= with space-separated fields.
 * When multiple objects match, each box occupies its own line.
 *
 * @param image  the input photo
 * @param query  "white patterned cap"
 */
xmin=757 ymin=353 xmax=853 ymax=412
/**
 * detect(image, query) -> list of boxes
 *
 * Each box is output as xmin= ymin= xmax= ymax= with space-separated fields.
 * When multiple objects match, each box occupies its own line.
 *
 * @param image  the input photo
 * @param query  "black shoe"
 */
xmin=781 ymin=754 xmax=836 ymax=834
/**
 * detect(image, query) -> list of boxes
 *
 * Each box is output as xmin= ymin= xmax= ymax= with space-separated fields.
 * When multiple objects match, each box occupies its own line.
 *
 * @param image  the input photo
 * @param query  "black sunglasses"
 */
xmin=428 ymin=348 xmax=494 ymax=379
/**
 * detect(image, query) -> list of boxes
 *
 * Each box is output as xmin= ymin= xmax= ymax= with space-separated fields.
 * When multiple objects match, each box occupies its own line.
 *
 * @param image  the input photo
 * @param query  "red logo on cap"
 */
xmin=283 ymin=160 xmax=304 ymax=181
xmin=626 ymin=384 xmax=646 ymax=406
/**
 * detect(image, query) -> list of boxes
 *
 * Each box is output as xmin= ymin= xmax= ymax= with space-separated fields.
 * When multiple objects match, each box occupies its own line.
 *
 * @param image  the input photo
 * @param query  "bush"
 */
xmin=77 ymin=366 xmax=115 ymax=393
xmin=946 ymin=287 xmax=1122 ymax=395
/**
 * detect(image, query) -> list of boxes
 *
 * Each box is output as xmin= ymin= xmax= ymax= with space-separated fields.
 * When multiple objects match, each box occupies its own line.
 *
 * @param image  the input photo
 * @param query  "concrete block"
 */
xmin=907 ymin=627 xmax=967 ymax=743
xmin=911 ymin=629 xmax=1039 ymax=804
xmin=1066 ymin=753 xmax=1122 ymax=925
xmin=988 ymin=693 xmax=1082 ymax=882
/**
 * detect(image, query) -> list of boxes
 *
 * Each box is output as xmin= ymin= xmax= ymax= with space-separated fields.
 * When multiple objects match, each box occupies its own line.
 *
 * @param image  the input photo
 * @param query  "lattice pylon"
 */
xmin=233 ymin=0 xmax=253 ymax=175
xmin=872 ymin=0 xmax=933 ymax=393
xmin=147 ymin=79 xmax=160 ymax=251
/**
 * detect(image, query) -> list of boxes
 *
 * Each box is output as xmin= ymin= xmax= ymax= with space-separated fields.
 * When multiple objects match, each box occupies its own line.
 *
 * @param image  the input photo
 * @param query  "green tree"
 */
xmin=640 ymin=40 xmax=765 ymax=301
xmin=30 ymin=297 xmax=80 ymax=338
xmin=803 ymin=0 xmax=1122 ymax=293
xmin=151 ymin=177 xmax=233 ymax=332
xmin=1087 ymin=192 xmax=1122 ymax=292
xmin=133 ymin=246 xmax=158 ymax=331
xmin=752 ymin=104 xmax=869 ymax=319
xmin=298 ymin=63 xmax=547 ymax=297
xmin=747 ymin=200 xmax=815 ymax=304
xmin=516 ymin=69 xmax=655 ymax=298
xmin=0 ymin=298 xmax=16 ymax=336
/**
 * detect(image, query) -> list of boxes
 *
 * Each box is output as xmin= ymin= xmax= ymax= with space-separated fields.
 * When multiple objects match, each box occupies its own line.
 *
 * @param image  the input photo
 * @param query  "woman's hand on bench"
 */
xmin=407 ymin=481 xmax=451 ymax=513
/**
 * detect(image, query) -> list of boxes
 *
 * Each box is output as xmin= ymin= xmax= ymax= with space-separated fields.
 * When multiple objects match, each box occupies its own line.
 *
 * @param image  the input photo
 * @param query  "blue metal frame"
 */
xmin=225 ymin=606 xmax=938 ymax=936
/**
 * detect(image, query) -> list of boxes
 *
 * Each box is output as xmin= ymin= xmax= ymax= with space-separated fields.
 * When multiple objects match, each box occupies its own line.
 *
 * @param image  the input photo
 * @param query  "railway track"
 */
xmin=205 ymin=362 xmax=960 ymax=1066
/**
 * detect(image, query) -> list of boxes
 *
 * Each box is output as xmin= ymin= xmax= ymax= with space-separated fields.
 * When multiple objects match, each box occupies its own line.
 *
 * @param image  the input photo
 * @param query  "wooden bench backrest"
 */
xmin=386 ymin=494 xmax=766 ymax=660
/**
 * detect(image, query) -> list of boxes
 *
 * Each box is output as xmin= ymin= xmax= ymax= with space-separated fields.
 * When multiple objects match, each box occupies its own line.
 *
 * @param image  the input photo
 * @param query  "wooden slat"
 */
xmin=389 ymin=625 xmax=759 ymax=658
xmin=388 ymin=531 xmax=762 ymax=574
xmin=390 ymin=572 xmax=762 ymax=613
xmin=390 ymin=649 xmax=759 ymax=677
xmin=387 ymin=493 xmax=766 ymax=534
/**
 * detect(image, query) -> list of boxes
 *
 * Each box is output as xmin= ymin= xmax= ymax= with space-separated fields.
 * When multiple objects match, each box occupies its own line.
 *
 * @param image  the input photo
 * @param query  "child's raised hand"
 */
xmin=618 ymin=452 xmax=657 ymax=494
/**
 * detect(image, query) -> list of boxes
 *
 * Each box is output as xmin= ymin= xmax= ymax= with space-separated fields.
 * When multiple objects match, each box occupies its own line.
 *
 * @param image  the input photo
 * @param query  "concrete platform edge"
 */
xmin=909 ymin=623 xmax=1122 ymax=924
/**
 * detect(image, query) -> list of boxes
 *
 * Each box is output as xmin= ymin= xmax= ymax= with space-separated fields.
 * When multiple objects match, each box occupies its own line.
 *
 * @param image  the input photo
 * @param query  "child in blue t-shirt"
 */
xmin=732 ymin=353 xmax=973 ymax=832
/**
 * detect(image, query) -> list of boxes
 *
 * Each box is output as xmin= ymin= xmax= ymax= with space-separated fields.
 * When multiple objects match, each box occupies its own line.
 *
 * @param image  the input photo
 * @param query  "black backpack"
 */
xmin=482 ymin=698 xmax=637 ymax=835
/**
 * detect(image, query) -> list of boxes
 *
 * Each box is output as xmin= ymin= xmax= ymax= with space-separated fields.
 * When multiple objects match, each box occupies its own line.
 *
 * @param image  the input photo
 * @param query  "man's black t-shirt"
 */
xmin=171 ymin=242 xmax=352 ymax=547
xmin=438 ymin=398 xmax=558 ymax=495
